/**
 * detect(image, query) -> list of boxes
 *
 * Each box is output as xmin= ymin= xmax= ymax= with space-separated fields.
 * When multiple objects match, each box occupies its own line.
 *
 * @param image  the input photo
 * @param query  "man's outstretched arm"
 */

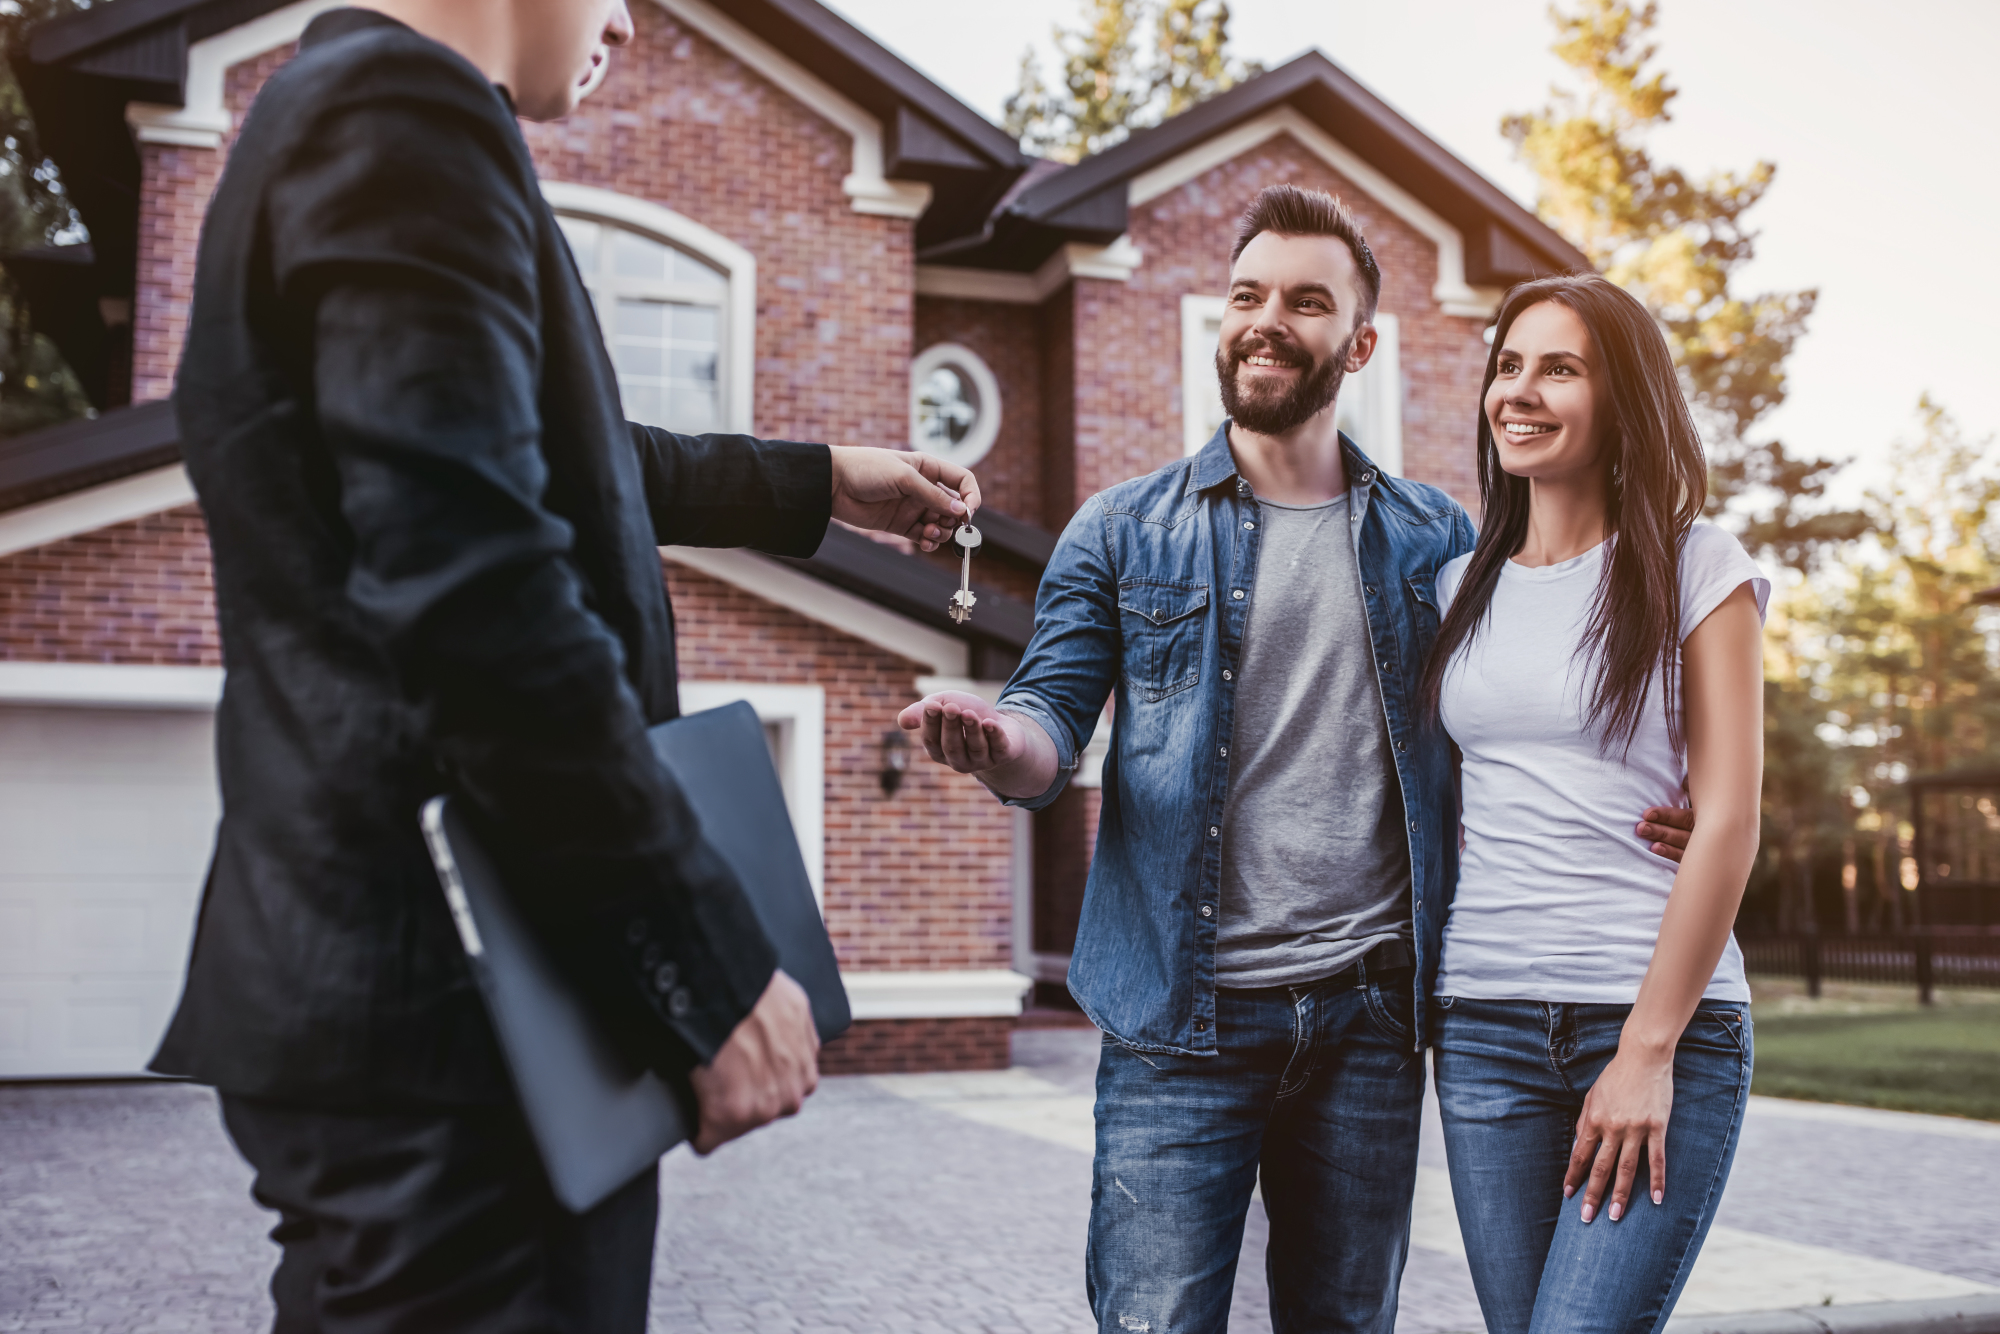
xmin=633 ymin=428 xmax=979 ymax=555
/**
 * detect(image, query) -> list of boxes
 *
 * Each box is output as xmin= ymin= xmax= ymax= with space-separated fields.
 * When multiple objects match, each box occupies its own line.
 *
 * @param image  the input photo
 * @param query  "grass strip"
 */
xmin=1749 ymin=1005 xmax=2000 ymax=1121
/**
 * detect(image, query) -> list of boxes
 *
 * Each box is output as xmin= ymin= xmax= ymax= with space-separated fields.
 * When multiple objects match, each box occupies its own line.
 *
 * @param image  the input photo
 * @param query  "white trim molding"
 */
xmin=664 ymin=546 xmax=968 ymax=676
xmin=541 ymin=181 xmax=757 ymax=435
xmin=1180 ymin=294 xmax=1226 ymax=456
xmin=679 ymin=681 xmax=825 ymax=904
xmin=915 ymin=234 xmax=1144 ymax=306
xmin=840 ymin=968 xmax=1033 ymax=1020
xmin=0 ymin=662 xmax=223 ymax=710
xmin=127 ymin=0 xmax=343 ymax=147
xmin=910 ymin=342 xmax=1002 ymax=469
xmin=654 ymin=0 xmax=931 ymax=220
xmin=1130 ymin=107 xmax=1505 ymax=319
xmin=0 ymin=465 xmax=197 ymax=560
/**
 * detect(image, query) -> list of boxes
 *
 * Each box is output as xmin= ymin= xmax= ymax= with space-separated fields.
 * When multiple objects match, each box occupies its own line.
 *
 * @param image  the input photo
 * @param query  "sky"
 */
xmin=826 ymin=0 xmax=2000 ymax=502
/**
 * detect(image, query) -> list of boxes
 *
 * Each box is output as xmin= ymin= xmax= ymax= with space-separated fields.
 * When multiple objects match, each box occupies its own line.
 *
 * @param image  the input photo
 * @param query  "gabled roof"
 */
xmin=9 ymin=0 xmax=1031 ymax=400
xmin=935 ymin=51 xmax=1588 ymax=283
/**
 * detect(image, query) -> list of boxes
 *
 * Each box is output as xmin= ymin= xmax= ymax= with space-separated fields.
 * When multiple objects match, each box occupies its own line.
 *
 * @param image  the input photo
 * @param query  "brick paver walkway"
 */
xmin=1 ymin=1029 xmax=1991 ymax=1333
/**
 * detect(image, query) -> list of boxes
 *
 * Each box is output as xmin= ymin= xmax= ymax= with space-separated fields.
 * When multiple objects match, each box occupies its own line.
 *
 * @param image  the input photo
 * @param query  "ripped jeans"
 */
xmin=1086 ymin=965 xmax=1424 ymax=1334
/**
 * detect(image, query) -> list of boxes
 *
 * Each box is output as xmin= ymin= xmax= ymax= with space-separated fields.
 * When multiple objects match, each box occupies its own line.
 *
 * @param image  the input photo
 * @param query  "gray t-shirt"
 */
xmin=1216 ymin=493 xmax=1412 ymax=988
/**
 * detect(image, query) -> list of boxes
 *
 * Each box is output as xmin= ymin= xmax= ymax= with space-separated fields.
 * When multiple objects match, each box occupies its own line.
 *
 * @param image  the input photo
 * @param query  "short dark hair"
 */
xmin=1230 ymin=184 xmax=1382 ymax=325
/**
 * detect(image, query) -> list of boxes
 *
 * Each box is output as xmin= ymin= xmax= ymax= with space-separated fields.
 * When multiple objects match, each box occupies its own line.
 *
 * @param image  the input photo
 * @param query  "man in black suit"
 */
xmin=147 ymin=2 xmax=979 ymax=1329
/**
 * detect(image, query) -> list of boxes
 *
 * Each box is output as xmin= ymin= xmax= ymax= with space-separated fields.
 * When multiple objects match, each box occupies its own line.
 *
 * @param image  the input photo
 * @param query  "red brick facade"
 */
xmin=4 ymin=9 xmax=1512 ymax=1073
xmin=817 ymin=1016 xmax=1013 ymax=1075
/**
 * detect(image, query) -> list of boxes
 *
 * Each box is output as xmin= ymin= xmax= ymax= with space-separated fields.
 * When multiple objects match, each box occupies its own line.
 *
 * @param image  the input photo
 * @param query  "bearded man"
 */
xmin=897 ymin=184 xmax=1696 ymax=1333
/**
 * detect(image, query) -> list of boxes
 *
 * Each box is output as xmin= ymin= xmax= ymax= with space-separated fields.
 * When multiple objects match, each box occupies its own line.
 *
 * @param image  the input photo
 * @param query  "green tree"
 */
xmin=1505 ymin=0 xmax=1863 ymax=568
xmin=1004 ymin=0 xmax=1260 ymax=163
xmin=0 ymin=0 xmax=96 ymax=436
xmin=1758 ymin=398 xmax=2000 ymax=931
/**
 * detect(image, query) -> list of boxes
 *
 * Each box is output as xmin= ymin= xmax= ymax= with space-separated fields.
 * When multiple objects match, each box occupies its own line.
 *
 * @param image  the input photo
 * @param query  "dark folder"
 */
xmin=420 ymin=701 xmax=850 ymax=1213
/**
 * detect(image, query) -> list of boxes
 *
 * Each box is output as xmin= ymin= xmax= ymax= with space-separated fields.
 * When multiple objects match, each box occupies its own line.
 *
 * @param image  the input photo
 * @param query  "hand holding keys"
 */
xmin=947 ymin=524 xmax=981 ymax=625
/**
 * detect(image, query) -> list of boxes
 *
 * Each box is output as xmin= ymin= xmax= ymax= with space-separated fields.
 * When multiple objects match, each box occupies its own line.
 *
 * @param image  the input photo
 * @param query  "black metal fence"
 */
xmin=1739 ymin=930 xmax=2000 ymax=1000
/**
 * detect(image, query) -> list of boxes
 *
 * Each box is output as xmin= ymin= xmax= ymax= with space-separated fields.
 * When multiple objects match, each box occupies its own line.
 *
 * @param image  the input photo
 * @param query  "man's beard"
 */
xmin=1216 ymin=329 xmax=1354 ymax=436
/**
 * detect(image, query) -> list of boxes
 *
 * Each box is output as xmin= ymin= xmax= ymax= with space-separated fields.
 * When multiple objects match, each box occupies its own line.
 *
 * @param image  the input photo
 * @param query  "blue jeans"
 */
xmin=1433 ymin=998 xmax=1753 ymax=1334
xmin=1087 ymin=966 xmax=1424 ymax=1334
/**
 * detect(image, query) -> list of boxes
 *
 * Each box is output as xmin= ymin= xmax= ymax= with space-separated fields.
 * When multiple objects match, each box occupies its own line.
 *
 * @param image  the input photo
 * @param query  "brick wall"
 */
xmin=520 ymin=4 xmax=912 ymax=452
xmin=1064 ymin=132 xmax=1491 ymax=512
xmin=913 ymin=297 xmax=1043 ymax=522
xmin=0 ymin=506 xmax=218 ymax=664
xmin=665 ymin=564 xmax=1013 ymax=974
xmin=130 ymin=46 xmax=293 ymax=404
xmin=818 ymin=1016 xmax=1012 ymax=1075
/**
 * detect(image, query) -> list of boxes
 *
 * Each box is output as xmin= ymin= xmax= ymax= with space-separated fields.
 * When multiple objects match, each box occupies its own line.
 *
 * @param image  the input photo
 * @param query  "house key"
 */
xmin=948 ymin=523 xmax=982 ymax=624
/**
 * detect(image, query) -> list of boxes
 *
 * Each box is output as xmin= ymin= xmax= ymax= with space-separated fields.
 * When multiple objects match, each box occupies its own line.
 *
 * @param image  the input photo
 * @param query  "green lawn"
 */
xmin=1749 ymin=1004 xmax=2000 ymax=1121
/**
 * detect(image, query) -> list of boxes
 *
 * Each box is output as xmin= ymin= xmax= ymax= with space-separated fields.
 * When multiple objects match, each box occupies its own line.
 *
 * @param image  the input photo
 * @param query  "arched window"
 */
xmin=541 ymin=182 xmax=757 ymax=435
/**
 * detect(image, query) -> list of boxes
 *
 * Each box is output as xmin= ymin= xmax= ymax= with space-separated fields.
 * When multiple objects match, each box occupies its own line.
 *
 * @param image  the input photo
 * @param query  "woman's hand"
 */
xmin=1565 ymin=1044 xmax=1674 ymax=1222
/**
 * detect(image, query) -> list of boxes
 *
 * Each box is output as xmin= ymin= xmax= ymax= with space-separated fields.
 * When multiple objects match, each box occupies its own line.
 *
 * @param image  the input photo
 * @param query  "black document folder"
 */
xmin=420 ymin=701 xmax=850 ymax=1213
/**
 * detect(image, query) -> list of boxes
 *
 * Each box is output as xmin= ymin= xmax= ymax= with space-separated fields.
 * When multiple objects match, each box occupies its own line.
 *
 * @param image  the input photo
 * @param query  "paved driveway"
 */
xmin=1 ymin=1029 xmax=1990 ymax=1333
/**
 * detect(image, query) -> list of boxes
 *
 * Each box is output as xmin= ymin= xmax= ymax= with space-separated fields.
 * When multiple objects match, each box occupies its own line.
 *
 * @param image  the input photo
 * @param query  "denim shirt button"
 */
xmin=1244 ymin=521 xmax=1255 ymax=530
xmin=1232 ymin=589 xmax=1245 ymax=599
xmin=1209 ymin=826 xmax=1220 ymax=838
xmin=1219 ymin=746 xmax=1228 ymax=757
xmin=1409 ymin=820 xmax=1419 ymax=832
xmin=1222 ymin=670 xmax=1232 ymax=681
xmin=1200 ymin=904 xmax=1213 ymax=917
xmin=1194 ymin=1019 xmax=1208 ymax=1032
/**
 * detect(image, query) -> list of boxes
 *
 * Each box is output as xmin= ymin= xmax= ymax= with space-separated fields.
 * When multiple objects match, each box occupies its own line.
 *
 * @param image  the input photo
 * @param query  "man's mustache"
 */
xmin=1224 ymin=337 xmax=1312 ymax=370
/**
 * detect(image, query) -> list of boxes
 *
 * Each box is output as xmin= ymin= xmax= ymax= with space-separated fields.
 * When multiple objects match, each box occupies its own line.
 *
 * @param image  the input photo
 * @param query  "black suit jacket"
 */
xmin=151 ymin=8 xmax=830 ymax=1103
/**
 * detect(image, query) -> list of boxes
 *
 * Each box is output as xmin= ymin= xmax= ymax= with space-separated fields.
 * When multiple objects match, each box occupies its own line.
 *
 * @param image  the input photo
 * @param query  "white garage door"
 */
xmin=0 ymin=705 xmax=217 ymax=1078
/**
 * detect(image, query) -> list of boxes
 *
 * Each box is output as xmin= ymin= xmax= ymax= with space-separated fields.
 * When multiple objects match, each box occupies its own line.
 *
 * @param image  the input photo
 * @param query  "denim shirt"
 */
xmin=998 ymin=425 xmax=1477 ymax=1054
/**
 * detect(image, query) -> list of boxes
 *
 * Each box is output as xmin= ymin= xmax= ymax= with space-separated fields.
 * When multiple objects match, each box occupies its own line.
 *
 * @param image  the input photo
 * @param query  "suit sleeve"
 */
xmin=631 ymin=424 xmax=831 ymax=554
xmin=266 ymin=93 xmax=773 ymax=1063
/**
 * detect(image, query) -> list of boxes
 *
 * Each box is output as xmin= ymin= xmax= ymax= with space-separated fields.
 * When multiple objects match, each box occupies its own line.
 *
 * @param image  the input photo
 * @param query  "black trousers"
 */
xmin=220 ymin=1095 xmax=657 ymax=1334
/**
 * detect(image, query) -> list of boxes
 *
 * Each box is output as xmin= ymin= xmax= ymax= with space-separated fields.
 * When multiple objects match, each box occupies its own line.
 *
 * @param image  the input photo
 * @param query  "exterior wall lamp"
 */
xmin=879 ymin=729 xmax=912 ymax=797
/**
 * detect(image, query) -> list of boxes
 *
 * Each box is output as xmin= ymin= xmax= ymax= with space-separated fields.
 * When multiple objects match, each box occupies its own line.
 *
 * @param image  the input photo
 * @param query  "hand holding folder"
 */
xmin=422 ymin=701 xmax=851 ymax=1212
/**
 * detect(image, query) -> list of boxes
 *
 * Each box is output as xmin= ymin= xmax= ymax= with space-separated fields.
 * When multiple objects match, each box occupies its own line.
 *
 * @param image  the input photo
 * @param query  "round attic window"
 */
xmin=911 ymin=343 xmax=1001 ymax=470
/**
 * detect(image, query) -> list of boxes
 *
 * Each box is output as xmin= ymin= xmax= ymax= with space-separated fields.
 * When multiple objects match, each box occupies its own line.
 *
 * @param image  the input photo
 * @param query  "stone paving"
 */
xmin=0 ymin=1028 xmax=1991 ymax=1333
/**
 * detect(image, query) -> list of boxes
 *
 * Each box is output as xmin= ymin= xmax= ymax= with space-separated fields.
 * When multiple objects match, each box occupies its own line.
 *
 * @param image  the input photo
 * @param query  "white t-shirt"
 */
xmin=1434 ymin=522 xmax=1769 ymax=1003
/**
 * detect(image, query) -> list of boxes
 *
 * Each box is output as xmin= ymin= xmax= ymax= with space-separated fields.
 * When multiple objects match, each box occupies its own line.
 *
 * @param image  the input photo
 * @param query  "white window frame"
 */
xmin=1180 ymin=297 xmax=1404 ymax=476
xmin=541 ymin=182 xmax=757 ymax=435
xmin=910 ymin=341 xmax=1003 ymax=470
xmin=678 ymin=682 xmax=825 ymax=908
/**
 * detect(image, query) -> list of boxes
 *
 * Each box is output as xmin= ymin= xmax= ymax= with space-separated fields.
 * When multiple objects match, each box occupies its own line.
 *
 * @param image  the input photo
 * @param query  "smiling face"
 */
xmin=1485 ymin=299 xmax=1611 ymax=482
xmin=1216 ymin=231 xmax=1375 ymax=437
xmin=510 ymin=0 xmax=634 ymax=121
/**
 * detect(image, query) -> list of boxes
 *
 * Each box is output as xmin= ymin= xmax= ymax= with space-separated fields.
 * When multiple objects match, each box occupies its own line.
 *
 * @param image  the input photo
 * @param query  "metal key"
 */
xmin=948 ymin=523 xmax=981 ymax=624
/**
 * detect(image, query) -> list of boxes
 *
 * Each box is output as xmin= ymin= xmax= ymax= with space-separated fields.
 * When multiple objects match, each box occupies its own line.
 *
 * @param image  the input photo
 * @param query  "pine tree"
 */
xmin=1004 ymin=0 xmax=1260 ymax=163
xmin=1505 ymin=0 xmax=1863 ymax=569
xmin=0 ymin=0 xmax=95 ymax=436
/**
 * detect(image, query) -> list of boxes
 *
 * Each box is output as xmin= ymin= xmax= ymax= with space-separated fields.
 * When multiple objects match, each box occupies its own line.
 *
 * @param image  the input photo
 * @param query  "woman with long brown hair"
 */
xmin=1424 ymin=273 xmax=1767 ymax=1332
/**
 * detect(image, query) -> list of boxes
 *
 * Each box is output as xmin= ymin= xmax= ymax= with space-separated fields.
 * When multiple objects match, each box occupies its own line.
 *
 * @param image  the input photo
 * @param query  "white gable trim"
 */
xmin=679 ymin=680 xmax=825 ymax=903
xmin=915 ymin=234 xmax=1144 ymax=305
xmin=541 ymin=181 xmax=757 ymax=433
xmin=127 ymin=0 xmax=343 ymax=147
xmin=120 ymin=0 xmax=935 ymax=222
xmin=0 ymin=661 xmax=224 ymax=709
xmin=1129 ymin=106 xmax=1503 ymax=319
xmin=653 ymin=0 xmax=929 ymax=220
xmin=0 ymin=464 xmax=197 ymax=560
xmin=663 ymin=545 xmax=968 ymax=676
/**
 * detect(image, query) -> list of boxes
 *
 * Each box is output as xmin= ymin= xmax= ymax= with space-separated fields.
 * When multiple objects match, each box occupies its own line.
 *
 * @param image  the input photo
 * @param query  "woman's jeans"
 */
xmin=1434 ymin=998 xmax=1753 ymax=1334
xmin=1087 ymin=967 xmax=1425 ymax=1334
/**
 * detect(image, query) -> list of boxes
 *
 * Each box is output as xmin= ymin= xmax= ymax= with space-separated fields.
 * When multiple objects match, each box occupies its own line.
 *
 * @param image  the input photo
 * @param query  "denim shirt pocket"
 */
xmin=1405 ymin=570 xmax=1441 ymax=663
xmin=1117 ymin=578 xmax=1209 ymax=703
